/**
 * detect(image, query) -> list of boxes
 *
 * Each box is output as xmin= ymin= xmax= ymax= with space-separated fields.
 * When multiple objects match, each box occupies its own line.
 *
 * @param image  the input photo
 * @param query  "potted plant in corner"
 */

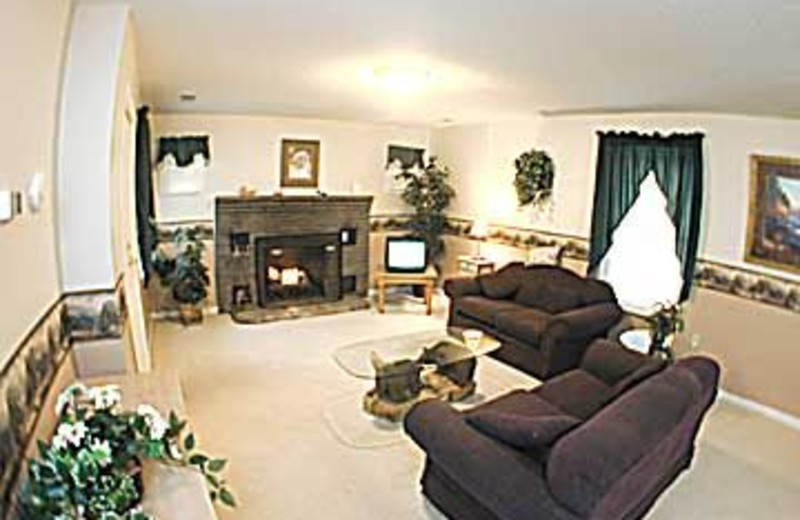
xmin=152 ymin=226 xmax=210 ymax=325
xmin=395 ymin=157 xmax=456 ymax=272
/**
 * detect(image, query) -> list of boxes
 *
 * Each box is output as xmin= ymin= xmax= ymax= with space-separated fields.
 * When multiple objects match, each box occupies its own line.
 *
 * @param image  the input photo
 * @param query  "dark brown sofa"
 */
xmin=405 ymin=341 xmax=720 ymax=520
xmin=445 ymin=263 xmax=623 ymax=379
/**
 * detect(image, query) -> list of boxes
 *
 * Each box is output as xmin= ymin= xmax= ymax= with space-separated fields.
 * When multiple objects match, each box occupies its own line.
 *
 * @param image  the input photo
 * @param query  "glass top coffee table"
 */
xmin=332 ymin=328 xmax=501 ymax=422
xmin=333 ymin=328 xmax=501 ymax=379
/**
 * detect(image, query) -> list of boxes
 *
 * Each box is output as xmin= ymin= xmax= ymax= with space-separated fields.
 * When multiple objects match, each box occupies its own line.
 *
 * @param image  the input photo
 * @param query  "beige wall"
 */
xmin=676 ymin=289 xmax=800 ymax=417
xmin=0 ymin=0 xmax=72 ymax=365
xmin=152 ymin=113 xmax=430 ymax=221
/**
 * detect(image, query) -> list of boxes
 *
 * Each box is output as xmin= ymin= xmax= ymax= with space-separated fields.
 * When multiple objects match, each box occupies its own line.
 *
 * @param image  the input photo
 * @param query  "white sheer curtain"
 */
xmin=597 ymin=172 xmax=683 ymax=315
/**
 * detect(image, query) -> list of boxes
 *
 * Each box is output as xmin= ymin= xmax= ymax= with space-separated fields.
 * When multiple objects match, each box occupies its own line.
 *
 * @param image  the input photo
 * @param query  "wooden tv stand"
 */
xmin=375 ymin=266 xmax=437 ymax=315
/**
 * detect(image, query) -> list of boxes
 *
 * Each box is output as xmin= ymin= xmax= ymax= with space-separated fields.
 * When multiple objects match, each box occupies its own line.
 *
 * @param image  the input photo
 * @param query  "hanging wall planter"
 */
xmin=514 ymin=149 xmax=555 ymax=207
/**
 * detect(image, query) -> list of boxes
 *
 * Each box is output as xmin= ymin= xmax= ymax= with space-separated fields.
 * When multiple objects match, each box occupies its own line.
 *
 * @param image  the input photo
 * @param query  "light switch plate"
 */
xmin=0 ymin=190 xmax=14 ymax=223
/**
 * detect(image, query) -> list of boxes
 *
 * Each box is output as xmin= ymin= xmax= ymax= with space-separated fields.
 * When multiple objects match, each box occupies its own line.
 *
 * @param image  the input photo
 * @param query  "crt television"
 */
xmin=385 ymin=236 xmax=428 ymax=273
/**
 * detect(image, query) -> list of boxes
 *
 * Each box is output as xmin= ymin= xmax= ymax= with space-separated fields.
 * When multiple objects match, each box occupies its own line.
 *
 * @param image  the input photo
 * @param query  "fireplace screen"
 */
xmin=255 ymin=234 xmax=342 ymax=306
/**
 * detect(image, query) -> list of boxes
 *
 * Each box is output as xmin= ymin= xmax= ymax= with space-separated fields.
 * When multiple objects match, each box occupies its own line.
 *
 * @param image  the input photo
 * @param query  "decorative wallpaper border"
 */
xmin=156 ymin=216 xmax=800 ymax=314
xmin=370 ymin=215 xmax=800 ymax=313
xmin=156 ymin=220 xmax=214 ymax=242
xmin=63 ymin=287 xmax=125 ymax=343
xmin=0 ymin=284 xmax=124 ymax=516
xmin=0 ymin=299 xmax=69 ymax=515
xmin=369 ymin=215 xmax=590 ymax=261
xmin=694 ymin=260 xmax=800 ymax=313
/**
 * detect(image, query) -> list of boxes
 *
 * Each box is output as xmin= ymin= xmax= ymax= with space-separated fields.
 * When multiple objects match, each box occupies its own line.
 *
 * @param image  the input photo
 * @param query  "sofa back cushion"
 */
xmin=545 ymin=362 xmax=712 ymax=517
xmin=513 ymin=266 xmax=585 ymax=314
xmin=477 ymin=262 xmax=525 ymax=299
xmin=580 ymin=340 xmax=667 ymax=392
xmin=581 ymin=278 xmax=617 ymax=306
xmin=535 ymin=370 xmax=615 ymax=420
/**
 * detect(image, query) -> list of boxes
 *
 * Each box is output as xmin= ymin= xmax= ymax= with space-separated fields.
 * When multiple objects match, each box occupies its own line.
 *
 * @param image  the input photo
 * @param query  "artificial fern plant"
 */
xmin=394 ymin=157 xmax=456 ymax=265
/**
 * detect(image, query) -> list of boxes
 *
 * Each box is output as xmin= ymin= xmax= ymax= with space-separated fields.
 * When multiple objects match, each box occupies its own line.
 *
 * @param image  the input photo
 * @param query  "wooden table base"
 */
xmin=375 ymin=267 xmax=437 ymax=315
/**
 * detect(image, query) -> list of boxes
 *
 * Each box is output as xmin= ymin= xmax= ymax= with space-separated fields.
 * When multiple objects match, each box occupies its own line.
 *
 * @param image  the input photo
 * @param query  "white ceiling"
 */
xmin=100 ymin=0 xmax=800 ymax=124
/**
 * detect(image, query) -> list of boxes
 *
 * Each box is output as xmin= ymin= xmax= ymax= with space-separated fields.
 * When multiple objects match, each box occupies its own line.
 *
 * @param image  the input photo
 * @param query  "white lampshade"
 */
xmin=471 ymin=218 xmax=490 ymax=239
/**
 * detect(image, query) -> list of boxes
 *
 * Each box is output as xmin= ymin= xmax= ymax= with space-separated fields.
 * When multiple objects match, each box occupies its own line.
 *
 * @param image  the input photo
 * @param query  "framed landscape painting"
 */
xmin=745 ymin=155 xmax=800 ymax=274
xmin=280 ymin=139 xmax=320 ymax=188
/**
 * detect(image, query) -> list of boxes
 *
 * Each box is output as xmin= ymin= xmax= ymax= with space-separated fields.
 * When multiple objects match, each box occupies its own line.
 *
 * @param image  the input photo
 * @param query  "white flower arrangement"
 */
xmin=21 ymin=383 xmax=236 ymax=519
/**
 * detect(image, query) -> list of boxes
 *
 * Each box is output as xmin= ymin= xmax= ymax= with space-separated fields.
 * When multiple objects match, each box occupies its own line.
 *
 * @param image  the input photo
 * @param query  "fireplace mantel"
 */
xmin=216 ymin=194 xmax=374 ymax=205
xmin=215 ymin=195 xmax=373 ymax=314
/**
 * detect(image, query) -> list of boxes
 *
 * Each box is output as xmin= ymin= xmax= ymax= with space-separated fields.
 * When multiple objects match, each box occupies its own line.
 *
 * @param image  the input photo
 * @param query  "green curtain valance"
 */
xmin=589 ymin=131 xmax=704 ymax=301
xmin=157 ymin=136 xmax=211 ymax=167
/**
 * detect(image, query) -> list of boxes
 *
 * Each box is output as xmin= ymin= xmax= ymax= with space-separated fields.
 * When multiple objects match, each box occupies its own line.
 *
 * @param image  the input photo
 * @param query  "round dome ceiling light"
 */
xmin=371 ymin=66 xmax=431 ymax=94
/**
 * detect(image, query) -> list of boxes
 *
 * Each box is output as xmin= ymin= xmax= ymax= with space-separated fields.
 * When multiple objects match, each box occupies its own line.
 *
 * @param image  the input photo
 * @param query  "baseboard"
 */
xmin=718 ymin=389 xmax=800 ymax=432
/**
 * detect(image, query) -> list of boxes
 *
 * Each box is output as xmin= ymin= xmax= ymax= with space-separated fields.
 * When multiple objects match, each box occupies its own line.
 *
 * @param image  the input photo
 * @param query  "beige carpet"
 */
xmin=152 ymin=297 xmax=800 ymax=519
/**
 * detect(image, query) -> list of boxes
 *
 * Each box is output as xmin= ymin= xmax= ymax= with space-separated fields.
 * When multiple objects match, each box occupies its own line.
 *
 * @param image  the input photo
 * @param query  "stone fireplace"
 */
xmin=215 ymin=195 xmax=372 ymax=316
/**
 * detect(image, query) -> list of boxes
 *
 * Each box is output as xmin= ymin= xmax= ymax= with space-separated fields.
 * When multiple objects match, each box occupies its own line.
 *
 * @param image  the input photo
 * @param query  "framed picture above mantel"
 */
xmin=280 ymin=139 xmax=320 ymax=188
xmin=745 ymin=154 xmax=800 ymax=274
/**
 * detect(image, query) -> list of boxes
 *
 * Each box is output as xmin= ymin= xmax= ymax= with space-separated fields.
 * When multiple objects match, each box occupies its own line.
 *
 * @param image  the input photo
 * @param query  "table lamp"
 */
xmin=471 ymin=218 xmax=490 ymax=258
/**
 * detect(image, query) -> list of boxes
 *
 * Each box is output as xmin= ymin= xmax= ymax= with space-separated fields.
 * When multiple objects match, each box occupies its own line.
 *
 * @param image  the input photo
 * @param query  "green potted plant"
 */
xmin=647 ymin=303 xmax=684 ymax=361
xmin=152 ymin=226 xmax=210 ymax=325
xmin=21 ymin=383 xmax=235 ymax=519
xmin=394 ymin=157 xmax=456 ymax=268
xmin=514 ymin=149 xmax=555 ymax=207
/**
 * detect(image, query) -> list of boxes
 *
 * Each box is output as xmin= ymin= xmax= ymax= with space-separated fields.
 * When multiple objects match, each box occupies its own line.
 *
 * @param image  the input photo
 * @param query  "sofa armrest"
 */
xmin=443 ymin=277 xmax=482 ymax=299
xmin=548 ymin=302 xmax=622 ymax=340
xmin=404 ymin=399 xmax=578 ymax=520
xmin=537 ymin=303 xmax=623 ymax=378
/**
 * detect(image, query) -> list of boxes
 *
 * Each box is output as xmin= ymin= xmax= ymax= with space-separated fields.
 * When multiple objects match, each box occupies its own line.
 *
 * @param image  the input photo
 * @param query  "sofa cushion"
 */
xmin=514 ymin=267 xmax=584 ymax=314
xmin=494 ymin=308 xmax=552 ymax=344
xmin=477 ymin=262 xmax=525 ymax=299
xmin=465 ymin=389 xmax=562 ymax=419
xmin=535 ymin=371 xmax=614 ymax=420
xmin=467 ymin=412 xmax=581 ymax=450
xmin=456 ymin=296 xmax=525 ymax=326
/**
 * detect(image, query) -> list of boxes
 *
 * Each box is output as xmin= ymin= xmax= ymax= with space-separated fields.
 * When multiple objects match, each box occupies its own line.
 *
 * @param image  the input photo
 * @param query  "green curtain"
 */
xmin=135 ymin=106 xmax=156 ymax=285
xmin=589 ymin=132 xmax=704 ymax=301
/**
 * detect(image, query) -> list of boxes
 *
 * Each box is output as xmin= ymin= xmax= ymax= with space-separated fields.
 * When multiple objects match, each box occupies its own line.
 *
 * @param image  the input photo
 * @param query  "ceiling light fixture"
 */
xmin=370 ymin=66 xmax=431 ymax=94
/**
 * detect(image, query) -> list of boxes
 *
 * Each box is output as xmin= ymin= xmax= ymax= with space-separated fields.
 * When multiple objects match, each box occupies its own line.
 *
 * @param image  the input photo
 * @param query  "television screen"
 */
xmin=385 ymin=237 xmax=427 ymax=273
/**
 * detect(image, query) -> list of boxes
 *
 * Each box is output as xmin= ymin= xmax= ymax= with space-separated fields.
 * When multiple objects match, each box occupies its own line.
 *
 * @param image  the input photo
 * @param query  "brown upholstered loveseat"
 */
xmin=405 ymin=341 xmax=720 ymax=520
xmin=444 ymin=263 xmax=623 ymax=379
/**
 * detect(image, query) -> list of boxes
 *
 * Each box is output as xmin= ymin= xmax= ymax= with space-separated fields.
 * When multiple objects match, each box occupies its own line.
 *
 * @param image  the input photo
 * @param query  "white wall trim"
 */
xmin=719 ymin=389 xmax=800 ymax=432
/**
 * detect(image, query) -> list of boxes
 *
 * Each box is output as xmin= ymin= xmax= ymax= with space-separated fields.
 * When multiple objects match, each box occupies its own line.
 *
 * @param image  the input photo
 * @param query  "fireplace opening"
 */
xmin=255 ymin=234 xmax=342 ymax=307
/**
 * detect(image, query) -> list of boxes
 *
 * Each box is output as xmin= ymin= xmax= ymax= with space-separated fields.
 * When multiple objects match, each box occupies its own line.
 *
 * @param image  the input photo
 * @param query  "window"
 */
xmin=596 ymin=172 xmax=683 ymax=314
